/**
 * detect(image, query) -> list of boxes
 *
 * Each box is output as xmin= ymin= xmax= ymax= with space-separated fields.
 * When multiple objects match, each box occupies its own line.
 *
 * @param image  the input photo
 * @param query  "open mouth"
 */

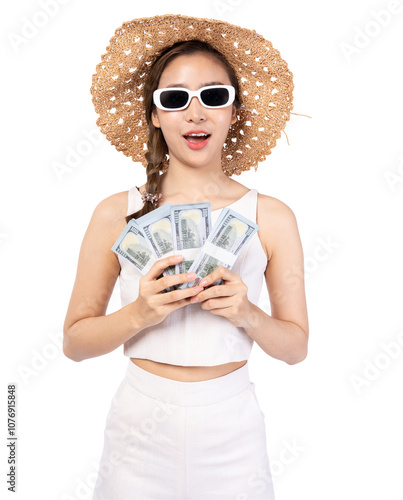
xmin=183 ymin=133 xmax=211 ymax=143
xmin=183 ymin=132 xmax=211 ymax=150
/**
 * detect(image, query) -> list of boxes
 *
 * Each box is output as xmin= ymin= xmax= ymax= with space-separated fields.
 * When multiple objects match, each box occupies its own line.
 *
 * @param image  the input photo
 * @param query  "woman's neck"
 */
xmin=159 ymin=166 xmax=233 ymax=200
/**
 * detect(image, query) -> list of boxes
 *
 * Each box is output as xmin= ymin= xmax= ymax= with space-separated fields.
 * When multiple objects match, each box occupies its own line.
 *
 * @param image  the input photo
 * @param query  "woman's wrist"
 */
xmin=121 ymin=301 xmax=144 ymax=339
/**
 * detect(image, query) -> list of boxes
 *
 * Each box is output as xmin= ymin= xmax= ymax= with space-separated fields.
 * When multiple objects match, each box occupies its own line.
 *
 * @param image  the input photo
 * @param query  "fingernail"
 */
xmin=194 ymin=286 xmax=203 ymax=293
xmin=199 ymin=279 xmax=208 ymax=286
xmin=191 ymin=296 xmax=199 ymax=303
xmin=174 ymin=255 xmax=182 ymax=260
xmin=187 ymin=273 xmax=196 ymax=280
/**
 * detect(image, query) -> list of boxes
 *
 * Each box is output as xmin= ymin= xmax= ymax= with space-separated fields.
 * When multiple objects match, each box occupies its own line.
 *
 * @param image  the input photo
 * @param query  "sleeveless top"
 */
xmin=119 ymin=186 xmax=268 ymax=366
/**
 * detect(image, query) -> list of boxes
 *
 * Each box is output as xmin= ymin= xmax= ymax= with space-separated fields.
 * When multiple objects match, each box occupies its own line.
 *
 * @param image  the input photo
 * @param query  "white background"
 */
xmin=1 ymin=0 xmax=403 ymax=499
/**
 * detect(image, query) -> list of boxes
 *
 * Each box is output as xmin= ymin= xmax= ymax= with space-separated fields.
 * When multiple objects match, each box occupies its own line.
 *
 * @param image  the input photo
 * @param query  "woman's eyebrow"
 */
xmin=165 ymin=81 xmax=225 ymax=88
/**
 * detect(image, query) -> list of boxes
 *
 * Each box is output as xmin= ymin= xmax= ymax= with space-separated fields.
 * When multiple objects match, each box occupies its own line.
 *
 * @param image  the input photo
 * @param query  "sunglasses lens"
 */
xmin=201 ymin=87 xmax=230 ymax=107
xmin=159 ymin=90 xmax=189 ymax=109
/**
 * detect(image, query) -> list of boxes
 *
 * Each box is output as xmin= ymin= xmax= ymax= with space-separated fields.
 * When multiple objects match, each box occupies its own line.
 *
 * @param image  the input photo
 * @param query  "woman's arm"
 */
xmin=244 ymin=195 xmax=309 ymax=364
xmin=63 ymin=192 xmax=142 ymax=362
xmin=186 ymin=194 xmax=309 ymax=365
xmin=63 ymin=193 xmax=205 ymax=362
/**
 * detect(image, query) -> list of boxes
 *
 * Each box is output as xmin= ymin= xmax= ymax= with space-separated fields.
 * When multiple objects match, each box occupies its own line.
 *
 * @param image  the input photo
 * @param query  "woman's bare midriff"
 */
xmin=131 ymin=358 xmax=247 ymax=382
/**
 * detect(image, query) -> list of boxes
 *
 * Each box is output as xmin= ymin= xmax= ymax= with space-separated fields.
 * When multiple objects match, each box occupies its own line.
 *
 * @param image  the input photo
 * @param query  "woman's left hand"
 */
xmin=189 ymin=266 xmax=252 ymax=328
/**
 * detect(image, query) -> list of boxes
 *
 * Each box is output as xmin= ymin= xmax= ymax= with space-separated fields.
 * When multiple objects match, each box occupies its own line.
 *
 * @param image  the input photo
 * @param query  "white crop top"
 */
xmin=119 ymin=186 xmax=268 ymax=366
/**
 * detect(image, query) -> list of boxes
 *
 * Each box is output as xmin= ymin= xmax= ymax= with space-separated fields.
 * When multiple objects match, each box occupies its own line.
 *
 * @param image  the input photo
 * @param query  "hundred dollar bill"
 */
xmin=177 ymin=208 xmax=259 ymax=290
xmin=111 ymin=220 xmax=156 ymax=275
xmin=171 ymin=202 xmax=212 ymax=276
xmin=112 ymin=216 xmax=173 ymax=294
xmin=135 ymin=202 xmax=175 ymax=278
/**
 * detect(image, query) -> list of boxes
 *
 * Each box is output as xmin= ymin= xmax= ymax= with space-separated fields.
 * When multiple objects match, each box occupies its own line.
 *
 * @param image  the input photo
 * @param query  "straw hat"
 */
xmin=90 ymin=14 xmax=294 ymax=176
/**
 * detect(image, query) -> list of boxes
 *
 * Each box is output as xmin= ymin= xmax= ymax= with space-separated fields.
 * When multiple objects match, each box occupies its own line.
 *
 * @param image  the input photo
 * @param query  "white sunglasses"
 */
xmin=153 ymin=85 xmax=236 ymax=111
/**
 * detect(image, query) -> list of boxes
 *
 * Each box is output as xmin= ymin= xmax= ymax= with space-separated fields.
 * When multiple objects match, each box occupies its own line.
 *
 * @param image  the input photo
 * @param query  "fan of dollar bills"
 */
xmin=112 ymin=201 xmax=259 ymax=293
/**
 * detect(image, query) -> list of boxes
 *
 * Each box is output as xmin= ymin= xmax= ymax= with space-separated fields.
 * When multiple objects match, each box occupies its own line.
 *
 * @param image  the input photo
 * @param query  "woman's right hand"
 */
xmin=135 ymin=255 xmax=204 ymax=330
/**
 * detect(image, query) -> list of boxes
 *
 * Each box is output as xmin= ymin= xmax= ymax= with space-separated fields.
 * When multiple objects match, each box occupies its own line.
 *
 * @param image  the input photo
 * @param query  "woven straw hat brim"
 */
xmin=90 ymin=14 xmax=294 ymax=176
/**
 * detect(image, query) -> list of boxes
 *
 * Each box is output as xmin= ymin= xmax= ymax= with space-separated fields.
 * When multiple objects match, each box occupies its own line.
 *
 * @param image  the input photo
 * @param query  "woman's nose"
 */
xmin=185 ymin=96 xmax=206 ymax=121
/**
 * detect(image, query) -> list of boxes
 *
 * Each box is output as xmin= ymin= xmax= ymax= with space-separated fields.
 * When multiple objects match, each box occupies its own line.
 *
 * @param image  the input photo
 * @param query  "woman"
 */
xmin=63 ymin=15 xmax=309 ymax=499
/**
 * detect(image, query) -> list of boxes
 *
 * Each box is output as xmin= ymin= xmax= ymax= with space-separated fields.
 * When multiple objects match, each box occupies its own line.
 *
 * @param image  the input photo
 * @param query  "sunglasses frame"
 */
xmin=153 ymin=85 xmax=236 ymax=111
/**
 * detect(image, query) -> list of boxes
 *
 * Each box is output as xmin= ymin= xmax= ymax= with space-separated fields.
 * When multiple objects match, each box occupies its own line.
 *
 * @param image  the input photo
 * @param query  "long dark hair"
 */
xmin=125 ymin=40 xmax=241 ymax=223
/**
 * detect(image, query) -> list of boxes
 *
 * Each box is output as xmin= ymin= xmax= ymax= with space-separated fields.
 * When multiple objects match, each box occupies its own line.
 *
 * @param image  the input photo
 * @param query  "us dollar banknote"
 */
xmin=177 ymin=208 xmax=259 ymax=290
xmin=111 ymin=220 xmax=156 ymax=275
xmin=171 ymin=202 xmax=212 ymax=276
xmin=135 ymin=203 xmax=175 ymax=278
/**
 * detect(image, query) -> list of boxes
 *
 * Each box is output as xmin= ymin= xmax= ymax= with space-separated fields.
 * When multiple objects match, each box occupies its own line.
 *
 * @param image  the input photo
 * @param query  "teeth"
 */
xmin=187 ymin=133 xmax=208 ymax=137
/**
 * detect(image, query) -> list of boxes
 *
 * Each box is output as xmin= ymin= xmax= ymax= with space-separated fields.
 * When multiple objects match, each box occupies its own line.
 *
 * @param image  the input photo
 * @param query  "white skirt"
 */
xmin=92 ymin=359 xmax=275 ymax=499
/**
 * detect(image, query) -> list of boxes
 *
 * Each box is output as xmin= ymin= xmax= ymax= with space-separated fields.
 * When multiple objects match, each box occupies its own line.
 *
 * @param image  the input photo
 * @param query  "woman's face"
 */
xmin=151 ymin=52 xmax=237 ymax=170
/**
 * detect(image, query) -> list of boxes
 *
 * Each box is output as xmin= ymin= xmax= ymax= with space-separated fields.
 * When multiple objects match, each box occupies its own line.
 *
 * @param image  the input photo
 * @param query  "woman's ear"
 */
xmin=230 ymin=105 xmax=237 ymax=125
xmin=151 ymin=109 xmax=161 ymax=129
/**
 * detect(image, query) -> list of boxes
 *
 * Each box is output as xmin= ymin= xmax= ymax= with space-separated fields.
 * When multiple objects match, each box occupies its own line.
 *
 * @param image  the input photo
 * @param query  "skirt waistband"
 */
xmin=125 ymin=360 xmax=251 ymax=407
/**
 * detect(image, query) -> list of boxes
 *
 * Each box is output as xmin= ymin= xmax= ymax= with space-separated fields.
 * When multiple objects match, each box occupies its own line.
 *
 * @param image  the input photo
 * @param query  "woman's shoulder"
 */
xmin=94 ymin=190 xmax=129 ymax=217
xmin=257 ymin=192 xmax=296 ymax=221
xmin=256 ymin=192 xmax=299 ymax=261
xmin=90 ymin=190 xmax=130 ymax=237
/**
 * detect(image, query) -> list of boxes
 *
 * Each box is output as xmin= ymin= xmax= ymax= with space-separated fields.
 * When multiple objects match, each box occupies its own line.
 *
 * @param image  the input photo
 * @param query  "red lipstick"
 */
xmin=183 ymin=130 xmax=211 ymax=150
